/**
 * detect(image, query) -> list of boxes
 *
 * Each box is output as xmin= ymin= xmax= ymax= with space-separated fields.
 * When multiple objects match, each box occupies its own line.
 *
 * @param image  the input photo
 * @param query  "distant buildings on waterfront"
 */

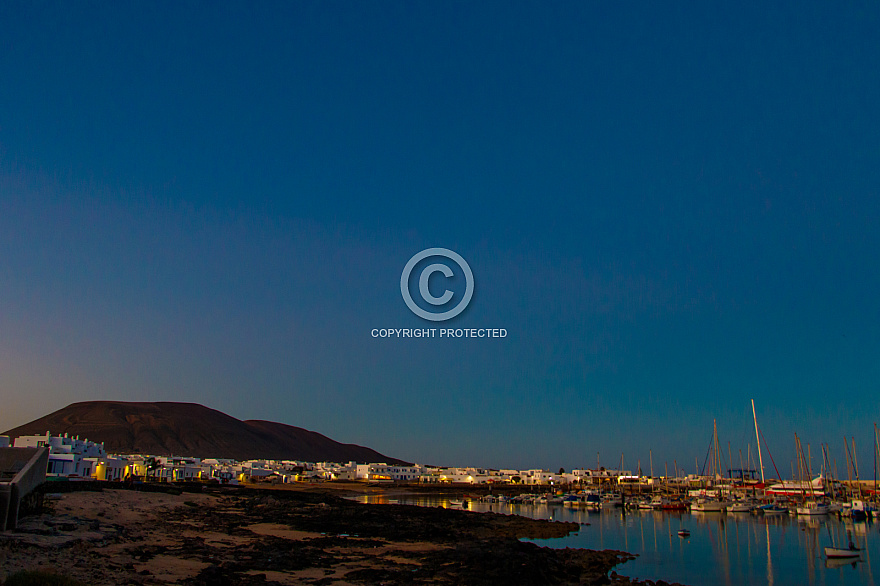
xmin=7 ymin=431 xmax=638 ymax=486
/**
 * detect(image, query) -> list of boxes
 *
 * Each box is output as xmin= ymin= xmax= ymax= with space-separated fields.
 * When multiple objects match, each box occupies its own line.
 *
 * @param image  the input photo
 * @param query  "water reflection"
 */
xmin=351 ymin=495 xmax=877 ymax=585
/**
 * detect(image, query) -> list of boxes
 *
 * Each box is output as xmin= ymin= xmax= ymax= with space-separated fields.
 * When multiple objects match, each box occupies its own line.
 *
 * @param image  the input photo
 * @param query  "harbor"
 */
xmin=354 ymin=492 xmax=878 ymax=585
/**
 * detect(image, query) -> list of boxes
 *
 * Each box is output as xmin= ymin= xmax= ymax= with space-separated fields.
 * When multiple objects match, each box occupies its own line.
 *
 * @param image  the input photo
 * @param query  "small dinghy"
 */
xmin=677 ymin=529 xmax=690 ymax=537
xmin=824 ymin=545 xmax=861 ymax=559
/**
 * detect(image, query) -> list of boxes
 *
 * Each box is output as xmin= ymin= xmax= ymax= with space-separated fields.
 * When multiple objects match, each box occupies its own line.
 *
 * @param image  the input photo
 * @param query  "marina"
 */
xmin=354 ymin=493 xmax=879 ymax=585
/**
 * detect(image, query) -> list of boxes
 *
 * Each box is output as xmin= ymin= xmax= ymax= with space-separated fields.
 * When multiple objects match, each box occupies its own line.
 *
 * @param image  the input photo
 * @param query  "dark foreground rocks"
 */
xmin=0 ymin=484 xmax=686 ymax=585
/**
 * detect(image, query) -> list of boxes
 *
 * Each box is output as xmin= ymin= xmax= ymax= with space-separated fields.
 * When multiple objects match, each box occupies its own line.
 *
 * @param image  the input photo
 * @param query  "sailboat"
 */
xmin=727 ymin=499 xmax=756 ymax=513
xmin=691 ymin=419 xmax=730 ymax=513
xmin=796 ymin=500 xmax=830 ymax=515
xmin=825 ymin=538 xmax=861 ymax=559
xmin=691 ymin=498 xmax=728 ymax=512
xmin=758 ymin=502 xmax=788 ymax=515
xmin=791 ymin=434 xmax=830 ymax=515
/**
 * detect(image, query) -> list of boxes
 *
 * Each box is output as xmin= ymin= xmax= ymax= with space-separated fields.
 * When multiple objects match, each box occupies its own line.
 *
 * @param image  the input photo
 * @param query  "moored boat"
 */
xmin=765 ymin=474 xmax=828 ymax=497
xmin=758 ymin=503 xmax=788 ymax=515
xmin=727 ymin=500 xmax=755 ymax=513
xmin=824 ymin=545 xmax=861 ymax=559
xmin=691 ymin=498 xmax=728 ymax=512
xmin=849 ymin=499 xmax=874 ymax=520
xmin=796 ymin=500 xmax=829 ymax=515
xmin=601 ymin=493 xmax=622 ymax=509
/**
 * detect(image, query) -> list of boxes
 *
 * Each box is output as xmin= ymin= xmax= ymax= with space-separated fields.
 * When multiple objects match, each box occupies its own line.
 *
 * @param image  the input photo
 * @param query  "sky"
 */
xmin=1 ymin=3 xmax=879 ymax=475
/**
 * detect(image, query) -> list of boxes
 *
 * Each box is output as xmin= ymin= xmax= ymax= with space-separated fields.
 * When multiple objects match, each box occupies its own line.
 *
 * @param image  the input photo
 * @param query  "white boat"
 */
xmin=601 ymin=493 xmax=622 ymax=509
xmin=824 ymin=546 xmax=861 ymax=559
xmin=796 ymin=501 xmax=829 ymax=515
xmin=727 ymin=501 xmax=754 ymax=513
xmin=691 ymin=498 xmax=728 ymax=512
xmin=850 ymin=500 xmax=874 ymax=519
xmin=765 ymin=474 xmax=828 ymax=497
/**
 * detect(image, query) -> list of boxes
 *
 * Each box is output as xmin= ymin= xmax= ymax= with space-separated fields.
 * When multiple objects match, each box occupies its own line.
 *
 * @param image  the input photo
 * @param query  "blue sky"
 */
xmin=1 ymin=3 xmax=879 ymax=474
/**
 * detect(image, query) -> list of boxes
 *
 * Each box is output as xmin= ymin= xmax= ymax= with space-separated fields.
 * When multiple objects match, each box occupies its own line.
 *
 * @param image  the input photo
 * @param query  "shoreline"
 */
xmin=0 ymin=483 xmax=686 ymax=585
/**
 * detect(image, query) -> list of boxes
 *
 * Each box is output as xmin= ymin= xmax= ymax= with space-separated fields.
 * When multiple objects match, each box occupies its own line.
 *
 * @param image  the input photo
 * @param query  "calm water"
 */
xmin=352 ymin=495 xmax=878 ymax=586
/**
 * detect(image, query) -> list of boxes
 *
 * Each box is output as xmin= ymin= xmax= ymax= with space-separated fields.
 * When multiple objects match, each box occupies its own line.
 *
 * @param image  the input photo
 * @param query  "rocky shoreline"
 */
xmin=0 ymin=484 xmax=685 ymax=585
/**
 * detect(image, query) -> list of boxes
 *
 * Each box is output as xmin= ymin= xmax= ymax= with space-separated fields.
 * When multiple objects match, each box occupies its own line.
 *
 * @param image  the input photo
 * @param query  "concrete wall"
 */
xmin=0 ymin=447 xmax=49 ymax=530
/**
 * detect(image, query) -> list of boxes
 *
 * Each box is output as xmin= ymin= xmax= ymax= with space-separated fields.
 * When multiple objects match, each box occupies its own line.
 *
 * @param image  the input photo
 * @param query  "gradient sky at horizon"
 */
xmin=1 ymin=3 xmax=879 ymax=474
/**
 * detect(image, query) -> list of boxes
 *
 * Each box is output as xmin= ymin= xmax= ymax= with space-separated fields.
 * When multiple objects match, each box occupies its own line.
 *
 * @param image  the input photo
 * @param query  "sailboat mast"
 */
xmin=728 ymin=441 xmax=732 ymax=480
xmin=825 ymin=444 xmax=834 ymax=497
xmin=820 ymin=444 xmax=828 ymax=497
xmin=845 ymin=437 xmax=853 ymax=499
xmin=833 ymin=457 xmax=839 ymax=498
xmin=806 ymin=443 xmax=815 ymax=499
xmin=874 ymin=423 xmax=879 ymax=497
xmin=674 ymin=459 xmax=679 ymax=494
xmin=852 ymin=437 xmax=863 ymax=499
xmin=713 ymin=419 xmax=719 ymax=479
xmin=752 ymin=399 xmax=765 ymax=483
xmin=795 ymin=434 xmax=810 ymax=499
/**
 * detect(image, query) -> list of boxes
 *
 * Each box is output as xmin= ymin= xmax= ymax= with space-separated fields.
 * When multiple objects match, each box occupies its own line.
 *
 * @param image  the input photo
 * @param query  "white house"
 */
xmin=571 ymin=468 xmax=633 ymax=485
xmin=354 ymin=463 xmax=425 ymax=482
xmin=14 ymin=432 xmax=107 ymax=478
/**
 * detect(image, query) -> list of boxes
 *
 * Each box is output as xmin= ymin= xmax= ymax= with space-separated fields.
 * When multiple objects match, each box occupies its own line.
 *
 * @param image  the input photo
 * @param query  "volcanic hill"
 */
xmin=3 ymin=401 xmax=406 ymax=464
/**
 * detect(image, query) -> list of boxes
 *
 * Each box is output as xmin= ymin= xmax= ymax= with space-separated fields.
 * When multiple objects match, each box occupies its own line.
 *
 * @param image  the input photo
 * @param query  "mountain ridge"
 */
xmin=3 ymin=401 xmax=407 ymax=464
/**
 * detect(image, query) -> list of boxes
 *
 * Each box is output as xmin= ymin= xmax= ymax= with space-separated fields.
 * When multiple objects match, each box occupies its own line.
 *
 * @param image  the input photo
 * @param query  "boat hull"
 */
xmin=824 ymin=547 xmax=860 ymax=559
